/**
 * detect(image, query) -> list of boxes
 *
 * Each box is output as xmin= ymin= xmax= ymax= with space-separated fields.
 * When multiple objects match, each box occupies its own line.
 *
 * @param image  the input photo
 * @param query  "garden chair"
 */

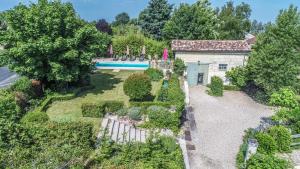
xmin=129 ymin=56 xmax=136 ymax=61
xmin=139 ymin=54 xmax=145 ymax=62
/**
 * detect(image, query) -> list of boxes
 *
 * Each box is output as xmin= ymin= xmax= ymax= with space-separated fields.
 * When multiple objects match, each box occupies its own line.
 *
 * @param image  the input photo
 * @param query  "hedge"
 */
xmin=21 ymin=111 xmax=49 ymax=124
xmin=81 ymin=103 xmax=106 ymax=118
xmin=104 ymin=101 xmax=124 ymax=112
xmin=82 ymin=101 xmax=125 ymax=118
xmin=209 ymin=76 xmax=223 ymax=96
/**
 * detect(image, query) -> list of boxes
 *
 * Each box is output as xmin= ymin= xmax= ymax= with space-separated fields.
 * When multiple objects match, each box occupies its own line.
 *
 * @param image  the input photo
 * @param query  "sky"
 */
xmin=0 ymin=0 xmax=300 ymax=23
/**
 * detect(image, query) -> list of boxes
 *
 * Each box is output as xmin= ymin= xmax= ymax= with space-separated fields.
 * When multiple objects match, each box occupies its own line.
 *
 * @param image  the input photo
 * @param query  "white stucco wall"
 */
xmin=175 ymin=51 xmax=249 ymax=84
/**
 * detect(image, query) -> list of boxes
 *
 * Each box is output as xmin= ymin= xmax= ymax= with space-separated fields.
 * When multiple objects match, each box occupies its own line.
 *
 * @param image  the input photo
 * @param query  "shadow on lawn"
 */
xmin=78 ymin=72 xmax=122 ymax=97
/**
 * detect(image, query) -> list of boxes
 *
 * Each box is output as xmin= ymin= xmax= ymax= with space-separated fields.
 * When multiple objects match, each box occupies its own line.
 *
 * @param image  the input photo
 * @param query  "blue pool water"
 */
xmin=96 ymin=62 xmax=149 ymax=69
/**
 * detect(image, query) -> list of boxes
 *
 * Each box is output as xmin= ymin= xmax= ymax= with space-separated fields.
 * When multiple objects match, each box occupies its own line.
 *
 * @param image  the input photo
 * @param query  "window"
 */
xmin=219 ymin=64 xmax=228 ymax=71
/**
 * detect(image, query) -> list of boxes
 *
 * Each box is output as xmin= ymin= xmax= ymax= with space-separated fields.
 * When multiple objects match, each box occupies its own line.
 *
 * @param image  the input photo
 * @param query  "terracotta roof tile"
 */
xmin=171 ymin=40 xmax=251 ymax=52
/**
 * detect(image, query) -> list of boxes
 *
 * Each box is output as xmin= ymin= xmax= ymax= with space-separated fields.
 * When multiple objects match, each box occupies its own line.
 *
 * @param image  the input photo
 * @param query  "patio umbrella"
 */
xmin=126 ymin=46 xmax=130 ymax=56
xmin=109 ymin=44 xmax=113 ymax=56
xmin=163 ymin=48 xmax=168 ymax=61
xmin=142 ymin=45 xmax=146 ymax=55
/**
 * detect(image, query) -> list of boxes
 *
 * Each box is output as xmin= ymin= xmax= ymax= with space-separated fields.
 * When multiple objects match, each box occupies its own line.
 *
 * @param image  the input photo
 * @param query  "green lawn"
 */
xmin=46 ymin=70 xmax=161 ymax=130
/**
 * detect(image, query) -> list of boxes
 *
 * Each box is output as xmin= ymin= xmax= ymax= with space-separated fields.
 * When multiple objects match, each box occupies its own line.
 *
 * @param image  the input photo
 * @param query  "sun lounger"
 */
xmin=121 ymin=55 xmax=127 ymax=61
xmin=129 ymin=56 xmax=136 ymax=61
xmin=139 ymin=55 xmax=145 ymax=62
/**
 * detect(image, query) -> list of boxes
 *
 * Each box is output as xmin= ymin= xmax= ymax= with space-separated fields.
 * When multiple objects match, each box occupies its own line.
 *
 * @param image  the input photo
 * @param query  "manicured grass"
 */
xmin=46 ymin=70 xmax=161 ymax=130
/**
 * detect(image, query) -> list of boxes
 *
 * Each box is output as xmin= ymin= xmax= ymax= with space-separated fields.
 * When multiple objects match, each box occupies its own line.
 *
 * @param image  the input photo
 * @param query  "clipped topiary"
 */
xmin=255 ymin=132 xmax=277 ymax=154
xmin=144 ymin=68 xmax=163 ymax=81
xmin=210 ymin=76 xmax=223 ymax=96
xmin=268 ymin=126 xmax=292 ymax=152
xmin=123 ymin=73 xmax=152 ymax=101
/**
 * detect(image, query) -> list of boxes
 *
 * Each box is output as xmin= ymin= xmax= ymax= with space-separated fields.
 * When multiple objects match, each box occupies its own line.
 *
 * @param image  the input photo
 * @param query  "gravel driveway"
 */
xmin=188 ymin=86 xmax=274 ymax=169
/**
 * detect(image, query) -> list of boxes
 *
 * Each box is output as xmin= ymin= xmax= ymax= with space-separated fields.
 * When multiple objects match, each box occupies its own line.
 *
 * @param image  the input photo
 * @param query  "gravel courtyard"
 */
xmin=188 ymin=86 xmax=274 ymax=169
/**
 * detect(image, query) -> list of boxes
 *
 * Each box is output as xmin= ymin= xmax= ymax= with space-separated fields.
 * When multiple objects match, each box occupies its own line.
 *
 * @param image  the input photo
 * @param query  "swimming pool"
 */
xmin=96 ymin=61 xmax=150 ymax=70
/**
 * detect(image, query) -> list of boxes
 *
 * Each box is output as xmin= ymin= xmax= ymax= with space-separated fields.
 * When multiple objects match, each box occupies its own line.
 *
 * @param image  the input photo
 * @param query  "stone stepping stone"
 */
xmin=107 ymin=119 xmax=115 ymax=138
xmin=124 ymin=125 xmax=131 ymax=143
xmin=111 ymin=121 xmax=120 ymax=142
xmin=118 ymin=123 xmax=125 ymax=143
xmin=140 ymin=130 xmax=146 ymax=143
xmin=98 ymin=118 xmax=109 ymax=139
xmin=136 ymin=129 xmax=141 ymax=142
xmin=130 ymin=127 xmax=136 ymax=141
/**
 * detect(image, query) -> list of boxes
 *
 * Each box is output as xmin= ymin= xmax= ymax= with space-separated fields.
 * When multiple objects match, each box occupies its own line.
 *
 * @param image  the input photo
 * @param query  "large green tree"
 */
xmin=112 ymin=12 xmax=130 ymax=26
xmin=217 ymin=1 xmax=252 ymax=40
xmin=0 ymin=0 xmax=110 ymax=87
xmin=139 ymin=0 xmax=173 ymax=40
xmin=163 ymin=0 xmax=219 ymax=40
xmin=246 ymin=5 xmax=300 ymax=94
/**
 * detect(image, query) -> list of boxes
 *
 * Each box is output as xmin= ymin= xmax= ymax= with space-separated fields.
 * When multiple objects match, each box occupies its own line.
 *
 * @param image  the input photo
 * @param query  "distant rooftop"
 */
xmin=171 ymin=39 xmax=253 ymax=53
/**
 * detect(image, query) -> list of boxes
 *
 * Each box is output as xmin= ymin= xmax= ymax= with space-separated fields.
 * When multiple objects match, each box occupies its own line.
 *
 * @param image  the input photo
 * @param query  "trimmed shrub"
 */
xmin=144 ymin=68 xmax=163 ymax=81
xmin=81 ymin=103 xmax=106 ymax=118
xmin=173 ymin=58 xmax=186 ymax=76
xmin=270 ymin=87 xmax=299 ymax=108
xmin=225 ymin=66 xmax=248 ymax=88
xmin=21 ymin=111 xmax=49 ymax=124
xmin=123 ymin=73 xmax=152 ymax=101
xmin=268 ymin=126 xmax=292 ymax=152
xmin=104 ymin=101 xmax=124 ymax=112
xmin=246 ymin=153 xmax=291 ymax=169
xmin=255 ymin=132 xmax=277 ymax=154
xmin=210 ymin=76 xmax=223 ymax=96
xmin=128 ymin=107 xmax=142 ymax=120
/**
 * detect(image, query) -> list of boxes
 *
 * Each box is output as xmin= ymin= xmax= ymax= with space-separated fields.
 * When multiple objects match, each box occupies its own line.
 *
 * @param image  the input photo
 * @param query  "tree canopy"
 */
xmin=250 ymin=20 xmax=266 ymax=35
xmin=0 ymin=0 xmax=110 ymax=87
xmin=217 ymin=1 xmax=252 ymax=40
xmin=95 ymin=19 xmax=112 ymax=35
xmin=113 ymin=12 xmax=130 ymax=26
xmin=246 ymin=5 xmax=300 ymax=94
xmin=139 ymin=0 xmax=173 ymax=40
xmin=163 ymin=0 xmax=219 ymax=40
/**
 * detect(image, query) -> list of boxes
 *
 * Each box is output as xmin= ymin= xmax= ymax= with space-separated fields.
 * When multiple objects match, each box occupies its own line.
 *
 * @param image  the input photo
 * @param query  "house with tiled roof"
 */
xmin=172 ymin=36 xmax=255 ymax=86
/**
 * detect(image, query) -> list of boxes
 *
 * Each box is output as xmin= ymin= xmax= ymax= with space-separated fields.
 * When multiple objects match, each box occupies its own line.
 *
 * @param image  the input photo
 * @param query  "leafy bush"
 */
xmin=0 ymin=90 xmax=22 ymax=122
xmin=291 ymin=121 xmax=300 ymax=134
xmin=81 ymin=103 xmax=106 ymax=118
xmin=21 ymin=111 xmax=49 ymax=124
xmin=173 ymin=58 xmax=186 ymax=76
xmin=128 ymin=107 xmax=142 ymax=120
xmin=123 ymin=73 xmax=152 ymax=101
xmin=270 ymin=87 xmax=299 ymax=108
xmin=92 ymin=136 xmax=184 ymax=168
xmin=246 ymin=153 xmax=291 ymax=169
xmin=271 ymin=108 xmax=293 ymax=124
xmin=10 ymin=77 xmax=34 ymax=98
xmin=104 ymin=101 xmax=124 ymax=112
xmin=210 ymin=76 xmax=223 ymax=96
xmin=144 ymin=68 xmax=163 ymax=81
xmin=268 ymin=126 xmax=292 ymax=152
xmin=0 ymin=121 xmax=94 ymax=168
xmin=236 ymin=129 xmax=257 ymax=169
xmin=225 ymin=66 xmax=248 ymax=88
xmin=147 ymin=106 xmax=180 ymax=131
xmin=255 ymin=132 xmax=277 ymax=154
